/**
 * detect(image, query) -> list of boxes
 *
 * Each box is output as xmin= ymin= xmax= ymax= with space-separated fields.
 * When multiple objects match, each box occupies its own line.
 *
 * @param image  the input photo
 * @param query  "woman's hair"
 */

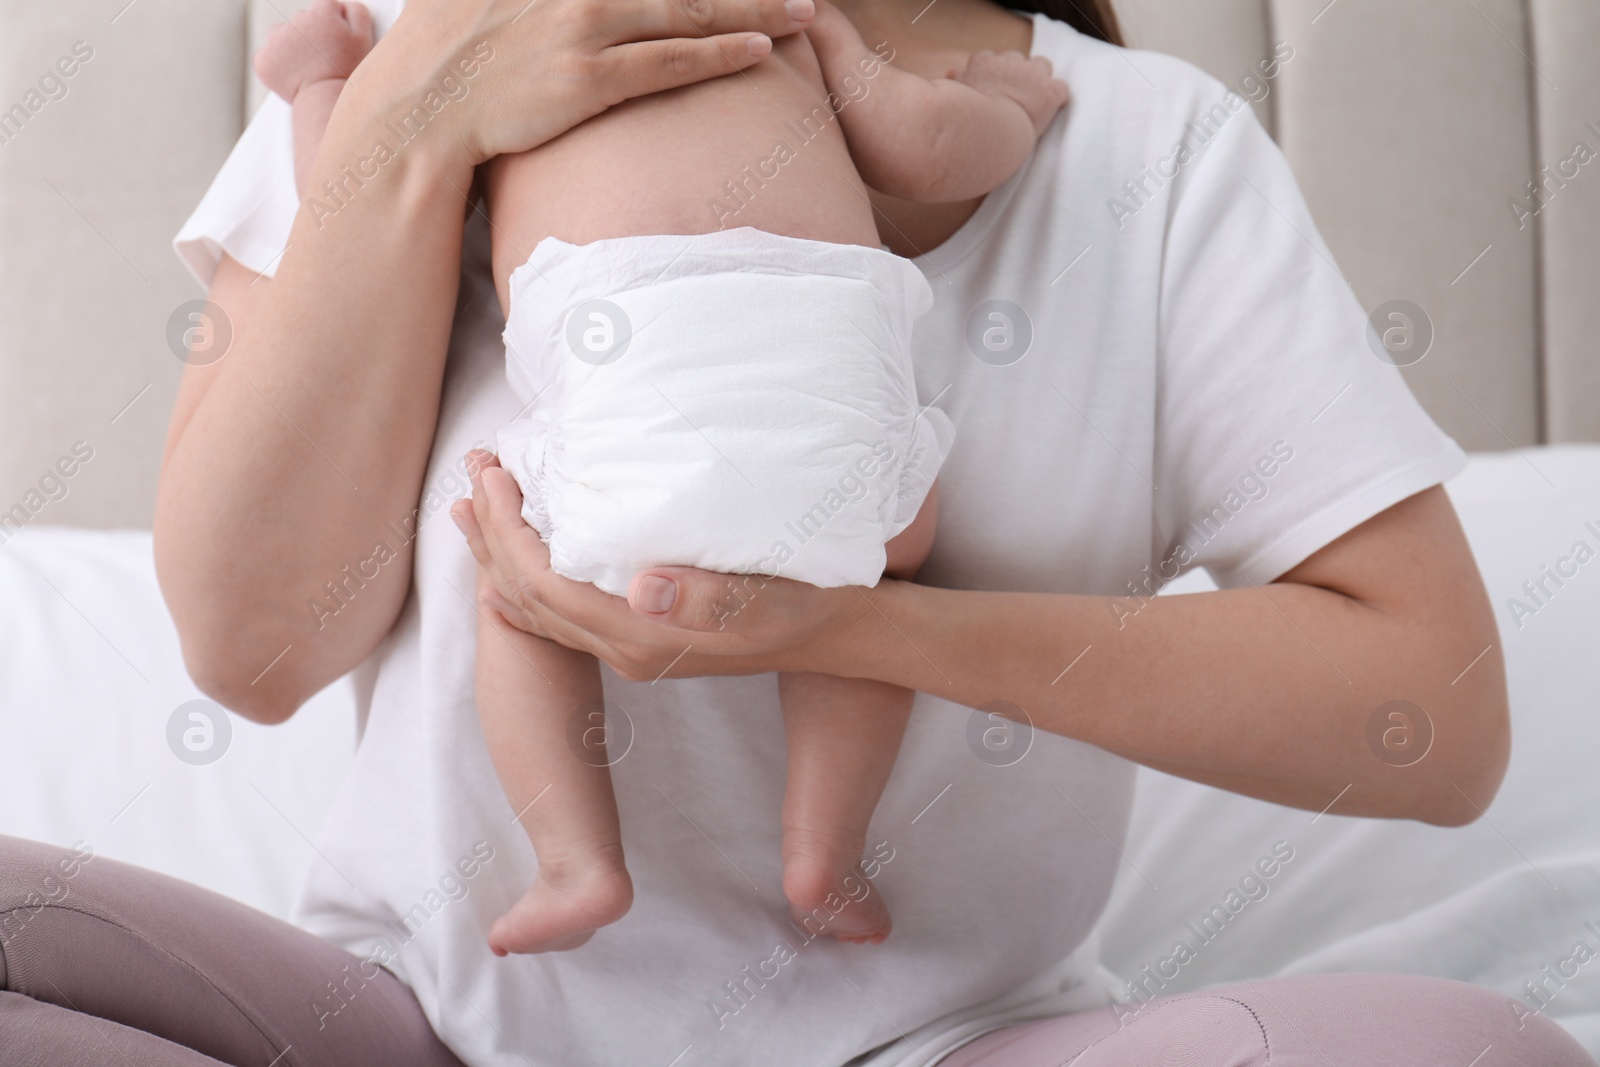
xmin=998 ymin=0 xmax=1124 ymax=45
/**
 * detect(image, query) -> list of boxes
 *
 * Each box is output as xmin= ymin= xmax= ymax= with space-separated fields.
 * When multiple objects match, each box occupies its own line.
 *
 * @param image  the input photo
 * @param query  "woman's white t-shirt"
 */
xmin=176 ymin=10 xmax=1467 ymax=1066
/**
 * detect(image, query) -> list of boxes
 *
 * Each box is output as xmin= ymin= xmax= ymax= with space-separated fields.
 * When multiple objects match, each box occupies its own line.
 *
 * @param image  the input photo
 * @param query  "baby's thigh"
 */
xmin=884 ymin=481 xmax=938 ymax=580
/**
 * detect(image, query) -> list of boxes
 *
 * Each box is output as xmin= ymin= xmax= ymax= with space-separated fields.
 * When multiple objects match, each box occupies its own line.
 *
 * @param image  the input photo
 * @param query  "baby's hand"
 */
xmin=254 ymin=0 xmax=375 ymax=104
xmin=956 ymin=51 xmax=1071 ymax=138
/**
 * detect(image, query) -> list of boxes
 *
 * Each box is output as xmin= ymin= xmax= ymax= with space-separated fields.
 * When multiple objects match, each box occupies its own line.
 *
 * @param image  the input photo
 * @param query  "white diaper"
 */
xmin=494 ymin=227 xmax=954 ymax=596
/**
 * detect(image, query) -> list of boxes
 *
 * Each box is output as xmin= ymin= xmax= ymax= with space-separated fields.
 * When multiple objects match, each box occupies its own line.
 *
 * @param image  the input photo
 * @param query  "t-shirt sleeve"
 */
xmin=173 ymin=95 xmax=299 ymax=289
xmin=1151 ymin=92 xmax=1467 ymax=589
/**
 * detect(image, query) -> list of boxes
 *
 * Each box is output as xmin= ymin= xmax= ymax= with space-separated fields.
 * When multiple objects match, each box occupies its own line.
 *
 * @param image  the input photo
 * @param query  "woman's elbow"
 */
xmin=179 ymin=636 xmax=310 ymax=726
xmin=154 ymin=531 xmax=307 ymax=724
xmin=1423 ymin=730 xmax=1510 ymax=828
xmin=1417 ymin=669 xmax=1512 ymax=828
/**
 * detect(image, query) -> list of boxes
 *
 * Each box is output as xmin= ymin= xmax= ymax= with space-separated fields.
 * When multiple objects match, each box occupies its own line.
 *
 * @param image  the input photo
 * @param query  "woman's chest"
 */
xmin=906 ymin=250 xmax=1161 ymax=594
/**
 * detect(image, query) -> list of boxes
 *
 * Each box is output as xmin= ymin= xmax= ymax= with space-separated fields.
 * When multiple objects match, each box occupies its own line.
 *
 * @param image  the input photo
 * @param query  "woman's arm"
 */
xmin=455 ymin=457 xmax=1508 ymax=826
xmin=155 ymin=0 xmax=811 ymax=724
xmin=853 ymin=486 xmax=1509 ymax=827
xmin=156 ymin=123 xmax=468 ymax=724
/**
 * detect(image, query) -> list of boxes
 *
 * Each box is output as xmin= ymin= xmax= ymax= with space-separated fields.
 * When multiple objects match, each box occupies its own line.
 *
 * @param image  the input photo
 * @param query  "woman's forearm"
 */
xmin=831 ymin=487 xmax=1509 ymax=825
xmin=155 ymin=81 xmax=475 ymax=722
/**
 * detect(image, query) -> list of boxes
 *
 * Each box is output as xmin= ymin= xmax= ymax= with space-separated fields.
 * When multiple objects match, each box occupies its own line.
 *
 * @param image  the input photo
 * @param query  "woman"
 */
xmin=0 ymin=0 xmax=1589 ymax=1062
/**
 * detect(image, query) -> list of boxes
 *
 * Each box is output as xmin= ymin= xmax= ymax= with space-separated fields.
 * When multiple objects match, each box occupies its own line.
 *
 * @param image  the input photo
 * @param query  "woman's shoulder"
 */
xmin=1030 ymin=14 xmax=1288 ymax=154
xmin=1021 ymin=13 xmax=1295 ymax=220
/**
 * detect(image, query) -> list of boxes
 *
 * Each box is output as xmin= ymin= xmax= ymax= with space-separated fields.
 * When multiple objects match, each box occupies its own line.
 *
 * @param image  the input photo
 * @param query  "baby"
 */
xmin=258 ymin=0 xmax=1067 ymax=955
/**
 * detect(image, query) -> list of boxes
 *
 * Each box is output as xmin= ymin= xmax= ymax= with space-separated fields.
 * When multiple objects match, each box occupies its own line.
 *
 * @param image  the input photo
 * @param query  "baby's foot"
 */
xmin=782 ymin=828 xmax=892 ymax=945
xmin=488 ymin=845 xmax=633 ymax=955
xmin=254 ymin=0 xmax=375 ymax=104
xmin=957 ymin=50 xmax=1072 ymax=136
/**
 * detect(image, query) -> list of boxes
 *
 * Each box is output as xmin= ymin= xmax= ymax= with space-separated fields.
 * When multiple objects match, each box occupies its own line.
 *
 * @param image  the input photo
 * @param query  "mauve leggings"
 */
xmin=1 ymin=836 xmax=1593 ymax=1067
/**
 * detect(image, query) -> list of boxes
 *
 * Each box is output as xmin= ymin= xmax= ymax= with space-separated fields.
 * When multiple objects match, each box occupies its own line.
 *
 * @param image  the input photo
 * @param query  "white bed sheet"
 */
xmin=0 ymin=448 xmax=1596 ymax=1052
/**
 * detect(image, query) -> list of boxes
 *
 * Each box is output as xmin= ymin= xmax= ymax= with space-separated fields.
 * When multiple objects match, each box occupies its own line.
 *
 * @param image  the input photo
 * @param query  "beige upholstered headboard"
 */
xmin=1 ymin=0 xmax=1595 ymax=529
xmin=1118 ymin=0 xmax=1600 ymax=450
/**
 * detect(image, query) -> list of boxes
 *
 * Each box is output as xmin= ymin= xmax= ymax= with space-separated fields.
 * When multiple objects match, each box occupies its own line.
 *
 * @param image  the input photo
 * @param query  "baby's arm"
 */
xmin=805 ymin=0 xmax=1069 ymax=203
xmin=254 ymin=0 xmax=375 ymax=196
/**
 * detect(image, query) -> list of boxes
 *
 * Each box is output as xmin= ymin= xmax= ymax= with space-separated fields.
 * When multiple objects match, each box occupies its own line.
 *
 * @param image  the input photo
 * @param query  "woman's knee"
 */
xmin=887 ymin=971 xmax=1598 ymax=1067
xmin=0 ymin=834 xmax=463 ymax=1067
xmin=0 ymin=835 xmax=97 ymax=978
xmin=0 ymin=990 xmax=230 ymax=1066
xmin=941 ymin=996 xmax=1272 ymax=1066
xmin=1208 ymin=973 xmax=1596 ymax=1067
xmin=1386 ymin=975 xmax=1595 ymax=1066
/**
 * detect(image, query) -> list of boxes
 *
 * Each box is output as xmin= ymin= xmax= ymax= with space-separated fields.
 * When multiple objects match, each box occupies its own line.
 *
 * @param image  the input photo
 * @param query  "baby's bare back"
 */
xmin=483 ymin=33 xmax=879 ymax=308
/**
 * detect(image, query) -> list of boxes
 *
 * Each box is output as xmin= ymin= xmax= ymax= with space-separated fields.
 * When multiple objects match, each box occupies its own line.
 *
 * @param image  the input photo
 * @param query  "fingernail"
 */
xmin=784 ymin=0 xmax=813 ymax=20
xmin=635 ymin=575 xmax=677 ymax=614
xmin=747 ymin=33 xmax=772 ymax=57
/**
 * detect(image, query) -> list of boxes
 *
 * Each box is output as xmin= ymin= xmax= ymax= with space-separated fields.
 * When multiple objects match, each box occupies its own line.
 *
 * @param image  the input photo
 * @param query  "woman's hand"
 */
xmin=349 ymin=0 xmax=816 ymax=167
xmin=449 ymin=451 xmax=875 ymax=682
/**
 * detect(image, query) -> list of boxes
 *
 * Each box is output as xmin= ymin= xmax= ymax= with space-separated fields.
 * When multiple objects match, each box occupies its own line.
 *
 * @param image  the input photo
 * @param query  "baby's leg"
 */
xmin=475 ymin=570 xmax=633 ymax=955
xmin=777 ymin=484 xmax=938 ymax=944
xmin=805 ymin=0 xmax=1070 ymax=203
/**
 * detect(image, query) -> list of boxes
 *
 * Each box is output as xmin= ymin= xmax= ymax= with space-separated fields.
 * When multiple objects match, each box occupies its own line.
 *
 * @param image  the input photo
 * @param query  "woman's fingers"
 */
xmin=376 ymin=0 xmax=815 ymax=165
xmin=601 ymin=0 xmax=812 ymax=47
xmin=591 ymin=0 xmax=813 ymax=97
xmin=473 ymin=465 xmax=543 ymax=602
xmin=472 ymin=463 xmax=636 ymax=643
xmin=462 ymin=452 xmax=501 ymax=567
xmin=461 ymin=451 xmax=535 ymax=608
xmin=449 ymin=450 xmax=847 ymax=678
xmin=600 ymin=33 xmax=774 ymax=99
xmin=458 ymin=451 xmax=598 ymax=633
xmin=449 ymin=499 xmax=490 ymax=569
xmin=626 ymin=566 xmax=759 ymax=634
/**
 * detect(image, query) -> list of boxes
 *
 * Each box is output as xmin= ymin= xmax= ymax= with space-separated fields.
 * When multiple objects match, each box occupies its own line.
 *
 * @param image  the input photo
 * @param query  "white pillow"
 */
xmin=0 ymin=526 xmax=355 ymax=919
